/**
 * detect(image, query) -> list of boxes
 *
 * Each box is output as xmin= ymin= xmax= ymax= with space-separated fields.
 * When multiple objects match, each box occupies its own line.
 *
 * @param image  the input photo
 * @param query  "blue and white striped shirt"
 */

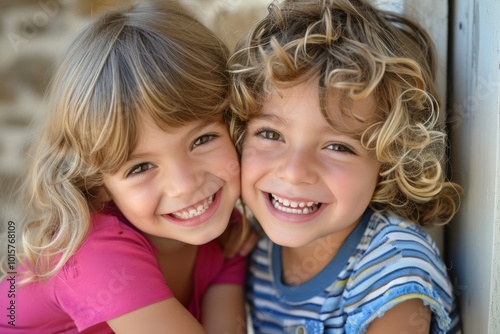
xmin=247 ymin=209 xmax=461 ymax=333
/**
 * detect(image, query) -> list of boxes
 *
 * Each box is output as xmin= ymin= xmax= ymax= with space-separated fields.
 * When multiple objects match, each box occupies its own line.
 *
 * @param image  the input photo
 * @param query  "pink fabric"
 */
xmin=0 ymin=210 xmax=247 ymax=333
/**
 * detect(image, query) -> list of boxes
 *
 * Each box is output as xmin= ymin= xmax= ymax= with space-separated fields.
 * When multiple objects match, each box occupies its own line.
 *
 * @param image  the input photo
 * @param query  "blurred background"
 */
xmin=2 ymin=1 xmax=500 ymax=332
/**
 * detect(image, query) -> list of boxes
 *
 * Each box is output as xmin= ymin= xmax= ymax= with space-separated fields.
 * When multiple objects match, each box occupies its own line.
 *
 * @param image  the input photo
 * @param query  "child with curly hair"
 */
xmin=230 ymin=0 xmax=462 ymax=332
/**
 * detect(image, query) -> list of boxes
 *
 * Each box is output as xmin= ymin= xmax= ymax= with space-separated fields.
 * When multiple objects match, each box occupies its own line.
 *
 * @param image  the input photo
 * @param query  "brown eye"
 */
xmin=192 ymin=134 xmax=217 ymax=149
xmin=257 ymin=129 xmax=283 ymax=141
xmin=127 ymin=162 xmax=154 ymax=177
xmin=325 ymin=143 xmax=354 ymax=154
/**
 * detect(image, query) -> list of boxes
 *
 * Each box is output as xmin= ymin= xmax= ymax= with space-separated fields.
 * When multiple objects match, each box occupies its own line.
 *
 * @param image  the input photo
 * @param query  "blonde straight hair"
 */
xmin=13 ymin=1 xmax=234 ymax=282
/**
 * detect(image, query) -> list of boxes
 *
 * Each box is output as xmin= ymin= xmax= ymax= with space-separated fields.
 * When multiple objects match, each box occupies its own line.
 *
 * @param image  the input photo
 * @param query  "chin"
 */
xmin=262 ymin=228 xmax=306 ymax=248
xmin=200 ymin=224 xmax=228 ymax=244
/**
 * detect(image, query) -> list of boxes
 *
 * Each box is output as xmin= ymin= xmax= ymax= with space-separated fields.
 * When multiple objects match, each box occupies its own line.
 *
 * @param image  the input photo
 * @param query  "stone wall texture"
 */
xmin=0 ymin=0 xmax=269 ymax=224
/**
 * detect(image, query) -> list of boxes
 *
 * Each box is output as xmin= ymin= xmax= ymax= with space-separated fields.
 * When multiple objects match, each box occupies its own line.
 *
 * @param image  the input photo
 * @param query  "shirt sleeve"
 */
xmin=54 ymin=213 xmax=173 ymax=331
xmin=343 ymin=223 xmax=455 ymax=333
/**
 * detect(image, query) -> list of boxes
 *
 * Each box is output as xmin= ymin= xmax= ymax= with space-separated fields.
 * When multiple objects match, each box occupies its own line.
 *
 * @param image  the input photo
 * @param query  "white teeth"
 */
xmin=270 ymin=194 xmax=319 ymax=215
xmin=171 ymin=195 xmax=214 ymax=219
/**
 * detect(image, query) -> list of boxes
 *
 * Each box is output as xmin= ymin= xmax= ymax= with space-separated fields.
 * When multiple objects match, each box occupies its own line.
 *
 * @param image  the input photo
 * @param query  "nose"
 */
xmin=163 ymin=157 xmax=204 ymax=198
xmin=276 ymin=147 xmax=318 ymax=185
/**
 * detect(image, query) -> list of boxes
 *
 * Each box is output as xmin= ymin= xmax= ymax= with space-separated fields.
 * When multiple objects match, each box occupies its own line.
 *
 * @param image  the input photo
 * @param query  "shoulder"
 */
xmin=54 ymin=212 xmax=172 ymax=330
xmin=64 ymin=212 xmax=158 ymax=269
xmin=87 ymin=212 xmax=155 ymax=251
xmin=6 ymin=212 xmax=172 ymax=332
xmin=345 ymin=210 xmax=457 ymax=333
xmin=363 ymin=211 xmax=439 ymax=250
xmin=357 ymin=211 xmax=443 ymax=268
xmin=63 ymin=212 xmax=159 ymax=279
xmin=352 ymin=210 xmax=449 ymax=289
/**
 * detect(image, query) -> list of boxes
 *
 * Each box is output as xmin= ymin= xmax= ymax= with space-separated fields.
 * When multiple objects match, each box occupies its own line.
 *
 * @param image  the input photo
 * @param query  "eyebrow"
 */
xmin=126 ymin=151 xmax=154 ymax=163
xmin=319 ymin=125 xmax=362 ymax=141
xmin=250 ymin=113 xmax=287 ymax=127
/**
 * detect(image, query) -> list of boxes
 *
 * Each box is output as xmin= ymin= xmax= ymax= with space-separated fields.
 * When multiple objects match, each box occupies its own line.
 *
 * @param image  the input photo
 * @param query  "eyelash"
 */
xmin=325 ymin=143 xmax=355 ymax=154
xmin=192 ymin=133 xmax=218 ymax=149
xmin=124 ymin=133 xmax=219 ymax=178
xmin=254 ymin=127 xmax=355 ymax=154
xmin=127 ymin=162 xmax=154 ymax=178
xmin=255 ymin=128 xmax=283 ymax=141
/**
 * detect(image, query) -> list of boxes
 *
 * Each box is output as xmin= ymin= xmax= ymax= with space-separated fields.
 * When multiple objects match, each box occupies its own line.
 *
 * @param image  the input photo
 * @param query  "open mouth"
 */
xmin=269 ymin=193 xmax=321 ymax=214
xmin=170 ymin=194 xmax=215 ymax=220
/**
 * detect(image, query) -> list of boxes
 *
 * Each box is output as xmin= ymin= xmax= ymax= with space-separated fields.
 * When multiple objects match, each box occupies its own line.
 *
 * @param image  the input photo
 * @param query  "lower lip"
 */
xmin=263 ymin=192 xmax=326 ymax=224
xmin=162 ymin=189 xmax=222 ymax=227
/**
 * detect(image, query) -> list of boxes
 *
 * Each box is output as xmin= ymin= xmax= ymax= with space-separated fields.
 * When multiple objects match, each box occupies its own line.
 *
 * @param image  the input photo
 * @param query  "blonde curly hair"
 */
xmin=230 ymin=0 xmax=461 ymax=226
xmin=13 ymin=1 xmax=233 ymax=282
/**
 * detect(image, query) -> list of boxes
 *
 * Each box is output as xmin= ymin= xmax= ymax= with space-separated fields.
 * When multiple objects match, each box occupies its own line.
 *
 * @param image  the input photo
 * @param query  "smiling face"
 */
xmin=103 ymin=116 xmax=240 ymax=245
xmin=241 ymin=80 xmax=381 ymax=248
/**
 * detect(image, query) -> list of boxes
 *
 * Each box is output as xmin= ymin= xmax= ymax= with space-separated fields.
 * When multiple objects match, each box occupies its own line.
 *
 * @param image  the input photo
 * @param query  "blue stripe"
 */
xmin=247 ymin=210 xmax=461 ymax=333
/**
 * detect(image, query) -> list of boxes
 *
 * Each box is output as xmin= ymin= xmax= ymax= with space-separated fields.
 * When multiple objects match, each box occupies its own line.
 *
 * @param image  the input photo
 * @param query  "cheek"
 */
xmin=102 ymin=181 xmax=121 ymax=204
xmin=241 ymin=149 xmax=262 ymax=186
xmin=240 ymin=151 xmax=264 ymax=205
xmin=219 ymin=157 xmax=240 ymax=182
xmin=330 ymin=163 xmax=380 ymax=199
xmin=216 ymin=142 xmax=240 ymax=176
xmin=366 ymin=162 xmax=381 ymax=191
xmin=110 ymin=182 xmax=156 ymax=213
xmin=228 ymin=166 xmax=241 ymax=196
xmin=213 ymin=153 xmax=241 ymax=196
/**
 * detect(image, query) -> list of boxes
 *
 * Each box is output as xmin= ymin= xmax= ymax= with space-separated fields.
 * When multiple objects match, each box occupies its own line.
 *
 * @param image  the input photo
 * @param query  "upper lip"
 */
xmin=266 ymin=191 xmax=322 ymax=204
xmin=165 ymin=191 xmax=218 ymax=215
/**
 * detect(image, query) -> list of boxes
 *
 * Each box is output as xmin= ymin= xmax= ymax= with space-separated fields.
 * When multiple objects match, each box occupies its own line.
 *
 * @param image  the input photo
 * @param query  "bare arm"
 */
xmin=201 ymin=284 xmax=246 ymax=334
xmin=107 ymin=298 xmax=207 ymax=334
xmin=365 ymin=299 xmax=431 ymax=334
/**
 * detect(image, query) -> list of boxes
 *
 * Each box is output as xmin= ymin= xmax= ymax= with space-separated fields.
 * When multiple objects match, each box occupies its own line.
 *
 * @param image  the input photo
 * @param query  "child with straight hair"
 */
xmin=0 ymin=2 xmax=249 ymax=333
xmin=230 ymin=0 xmax=462 ymax=333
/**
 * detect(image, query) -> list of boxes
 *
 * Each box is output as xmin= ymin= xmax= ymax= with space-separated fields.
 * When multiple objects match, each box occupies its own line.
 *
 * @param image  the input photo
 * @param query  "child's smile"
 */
xmin=241 ymin=79 xmax=381 ymax=248
xmin=169 ymin=193 xmax=216 ymax=220
xmin=265 ymin=192 xmax=325 ymax=224
xmin=163 ymin=190 xmax=220 ymax=227
xmin=104 ymin=116 xmax=241 ymax=245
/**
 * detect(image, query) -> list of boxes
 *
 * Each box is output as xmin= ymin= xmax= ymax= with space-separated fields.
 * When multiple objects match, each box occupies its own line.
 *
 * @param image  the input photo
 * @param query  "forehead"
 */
xmin=326 ymin=89 xmax=378 ymax=128
xmin=262 ymin=80 xmax=377 ymax=130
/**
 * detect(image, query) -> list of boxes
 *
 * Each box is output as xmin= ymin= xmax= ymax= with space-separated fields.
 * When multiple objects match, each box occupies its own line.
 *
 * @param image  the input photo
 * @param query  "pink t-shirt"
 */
xmin=0 ymin=211 xmax=247 ymax=333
